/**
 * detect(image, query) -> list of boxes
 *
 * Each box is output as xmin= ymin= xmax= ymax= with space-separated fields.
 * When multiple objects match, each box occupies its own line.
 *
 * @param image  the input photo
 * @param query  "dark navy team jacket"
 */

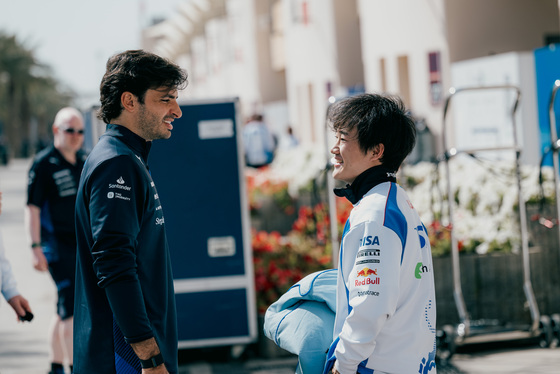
xmin=74 ymin=124 xmax=177 ymax=373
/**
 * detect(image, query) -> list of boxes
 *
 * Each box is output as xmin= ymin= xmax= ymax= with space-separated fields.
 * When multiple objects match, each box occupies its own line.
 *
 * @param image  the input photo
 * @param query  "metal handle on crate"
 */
xmin=442 ymin=85 xmax=522 ymax=157
xmin=441 ymin=85 xmax=540 ymax=335
xmin=548 ymin=81 xmax=560 ymax=256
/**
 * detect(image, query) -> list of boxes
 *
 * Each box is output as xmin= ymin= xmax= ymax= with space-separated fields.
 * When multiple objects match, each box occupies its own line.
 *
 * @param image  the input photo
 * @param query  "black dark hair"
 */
xmin=98 ymin=50 xmax=188 ymax=123
xmin=327 ymin=93 xmax=416 ymax=171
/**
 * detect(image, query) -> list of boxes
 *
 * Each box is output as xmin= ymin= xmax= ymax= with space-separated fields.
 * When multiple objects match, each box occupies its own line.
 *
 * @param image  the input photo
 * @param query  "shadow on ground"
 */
xmin=177 ymin=343 xmax=468 ymax=374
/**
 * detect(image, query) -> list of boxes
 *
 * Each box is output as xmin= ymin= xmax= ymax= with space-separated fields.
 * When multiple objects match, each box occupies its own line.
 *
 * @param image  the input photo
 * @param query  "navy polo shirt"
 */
xmin=27 ymin=145 xmax=86 ymax=247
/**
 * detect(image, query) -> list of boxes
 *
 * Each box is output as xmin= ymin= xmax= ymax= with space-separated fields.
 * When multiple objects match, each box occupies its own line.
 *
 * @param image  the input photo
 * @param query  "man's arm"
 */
xmin=334 ymin=223 xmax=402 ymax=374
xmin=25 ymin=204 xmax=48 ymax=271
xmin=0 ymin=229 xmax=32 ymax=320
xmin=87 ymin=156 xmax=165 ymax=370
xmin=131 ymin=337 xmax=167 ymax=373
xmin=1 ymin=193 xmax=33 ymax=321
xmin=0 ymin=231 xmax=19 ymax=303
xmin=25 ymin=161 xmax=49 ymax=272
xmin=8 ymin=294 xmax=32 ymax=320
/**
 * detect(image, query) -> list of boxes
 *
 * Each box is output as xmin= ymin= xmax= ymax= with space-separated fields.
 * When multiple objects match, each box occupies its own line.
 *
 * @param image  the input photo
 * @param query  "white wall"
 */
xmin=273 ymin=0 xmax=364 ymax=148
xmin=445 ymin=0 xmax=559 ymax=63
xmin=358 ymin=0 xmax=450 ymax=147
xmin=175 ymin=0 xmax=263 ymax=118
xmin=147 ymin=0 xmax=559 ymax=155
xmin=282 ymin=0 xmax=340 ymax=145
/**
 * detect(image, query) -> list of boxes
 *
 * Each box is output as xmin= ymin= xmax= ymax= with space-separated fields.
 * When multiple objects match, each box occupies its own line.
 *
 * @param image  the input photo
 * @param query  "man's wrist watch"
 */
xmin=140 ymin=353 xmax=164 ymax=369
xmin=31 ymin=242 xmax=41 ymax=249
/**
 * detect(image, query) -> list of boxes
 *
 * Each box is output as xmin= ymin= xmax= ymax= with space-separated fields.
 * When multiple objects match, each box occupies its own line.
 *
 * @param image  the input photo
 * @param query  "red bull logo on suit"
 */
xmin=355 ymin=268 xmax=380 ymax=286
xmin=357 ymin=268 xmax=377 ymax=277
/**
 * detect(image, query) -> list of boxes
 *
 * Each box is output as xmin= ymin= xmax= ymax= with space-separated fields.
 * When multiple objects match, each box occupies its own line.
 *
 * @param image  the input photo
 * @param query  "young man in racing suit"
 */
xmin=324 ymin=94 xmax=437 ymax=374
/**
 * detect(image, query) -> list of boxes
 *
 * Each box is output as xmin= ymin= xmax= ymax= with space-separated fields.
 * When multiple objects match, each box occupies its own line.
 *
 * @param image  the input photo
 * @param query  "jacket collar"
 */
xmin=333 ymin=165 xmax=397 ymax=204
xmin=104 ymin=124 xmax=151 ymax=163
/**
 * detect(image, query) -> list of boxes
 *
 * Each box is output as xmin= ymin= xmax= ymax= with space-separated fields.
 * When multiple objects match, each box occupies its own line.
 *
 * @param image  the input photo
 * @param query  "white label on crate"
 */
xmin=208 ymin=236 xmax=236 ymax=257
xmin=198 ymin=119 xmax=234 ymax=139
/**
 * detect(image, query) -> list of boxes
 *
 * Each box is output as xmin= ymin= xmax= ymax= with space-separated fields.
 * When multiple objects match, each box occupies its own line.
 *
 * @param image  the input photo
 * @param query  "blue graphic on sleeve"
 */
xmin=415 ymin=225 xmax=427 ymax=249
xmin=418 ymin=348 xmax=437 ymax=373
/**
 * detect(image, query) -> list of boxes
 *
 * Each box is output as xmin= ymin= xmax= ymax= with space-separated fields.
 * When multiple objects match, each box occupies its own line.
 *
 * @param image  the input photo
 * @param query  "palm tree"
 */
xmin=0 ymin=33 xmax=72 ymax=158
xmin=28 ymin=75 xmax=73 ymax=151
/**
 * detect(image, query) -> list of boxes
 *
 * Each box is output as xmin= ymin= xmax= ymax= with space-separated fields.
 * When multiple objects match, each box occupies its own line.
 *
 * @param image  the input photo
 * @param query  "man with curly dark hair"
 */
xmin=74 ymin=50 xmax=187 ymax=374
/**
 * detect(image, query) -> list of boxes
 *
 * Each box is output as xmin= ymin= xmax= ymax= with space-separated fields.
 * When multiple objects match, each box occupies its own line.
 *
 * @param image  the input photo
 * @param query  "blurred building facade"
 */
xmin=142 ymin=0 xmax=560 ymax=154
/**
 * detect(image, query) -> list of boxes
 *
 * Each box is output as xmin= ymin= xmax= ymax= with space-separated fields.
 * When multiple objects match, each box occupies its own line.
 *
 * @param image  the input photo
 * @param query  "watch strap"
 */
xmin=139 ymin=353 xmax=164 ymax=369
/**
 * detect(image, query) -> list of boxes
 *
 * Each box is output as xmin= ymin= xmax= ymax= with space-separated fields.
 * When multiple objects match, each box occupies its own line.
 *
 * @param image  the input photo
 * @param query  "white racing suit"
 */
xmin=326 ymin=181 xmax=437 ymax=374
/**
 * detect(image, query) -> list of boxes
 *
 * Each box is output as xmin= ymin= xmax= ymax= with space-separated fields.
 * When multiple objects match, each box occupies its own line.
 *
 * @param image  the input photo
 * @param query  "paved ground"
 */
xmin=1 ymin=158 xmax=560 ymax=374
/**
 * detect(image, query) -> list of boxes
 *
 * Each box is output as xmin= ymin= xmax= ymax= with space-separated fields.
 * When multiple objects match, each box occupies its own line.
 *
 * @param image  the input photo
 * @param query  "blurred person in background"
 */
xmin=279 ymin=125 xmax=299 ymax=150
xmin=74 ymin=50 xmax=187 ymax=374
xmin=324 ymin=93 xmax=437 ymax=374
xmin=26 ymin=107 xmax=86 ymax=374
xmin=1 ymin=191 xmax=33 ymax=320
xmin=243 ymin=113 xmax=276 ymax=168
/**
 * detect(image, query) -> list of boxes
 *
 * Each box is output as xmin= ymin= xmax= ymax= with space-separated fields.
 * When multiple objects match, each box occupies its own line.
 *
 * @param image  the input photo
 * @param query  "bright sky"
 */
xmin=0 ymin=0 xmax=185 ymax=108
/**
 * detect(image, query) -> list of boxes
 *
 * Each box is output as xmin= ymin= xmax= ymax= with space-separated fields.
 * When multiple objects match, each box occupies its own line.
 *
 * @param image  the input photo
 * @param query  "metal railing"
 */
xmin=441 ymin=85 xmax=540 ymax=338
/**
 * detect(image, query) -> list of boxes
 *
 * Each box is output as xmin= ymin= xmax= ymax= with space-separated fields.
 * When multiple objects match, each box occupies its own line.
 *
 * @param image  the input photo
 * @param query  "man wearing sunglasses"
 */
xmin=26 ymin=107 xmax=86 ymax=374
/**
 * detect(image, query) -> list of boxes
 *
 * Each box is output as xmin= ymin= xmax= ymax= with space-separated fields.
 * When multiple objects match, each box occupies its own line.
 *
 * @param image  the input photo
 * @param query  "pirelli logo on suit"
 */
xmin=355 ymin=248 xmax=381 ymax=266
xmin=357 ymin=248 xmax=380 ymax=257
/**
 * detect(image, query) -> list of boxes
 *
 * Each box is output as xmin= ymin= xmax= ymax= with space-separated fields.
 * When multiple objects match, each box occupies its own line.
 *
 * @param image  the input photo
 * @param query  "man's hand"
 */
xmin=131 ymin=337 xmax=168 ymax=373
xmin=32 ymin=247 xmax=48 ymax=271
xmin=142 ymin=366 xmax=168 ymax=374
xmin=331 ymin=360 xmax=340 ymax=374
xmin=7 ymin=294 xmax=32 ymax=321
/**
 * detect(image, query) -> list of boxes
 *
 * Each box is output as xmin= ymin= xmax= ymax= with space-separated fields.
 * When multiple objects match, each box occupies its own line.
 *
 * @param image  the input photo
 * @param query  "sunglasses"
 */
xmin=61 ymin=128 xmax=84 ymax=135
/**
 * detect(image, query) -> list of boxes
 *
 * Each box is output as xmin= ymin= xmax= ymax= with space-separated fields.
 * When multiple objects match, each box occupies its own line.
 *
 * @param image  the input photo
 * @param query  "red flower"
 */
xmin=247 ymin=172 xmax=341 ymax=312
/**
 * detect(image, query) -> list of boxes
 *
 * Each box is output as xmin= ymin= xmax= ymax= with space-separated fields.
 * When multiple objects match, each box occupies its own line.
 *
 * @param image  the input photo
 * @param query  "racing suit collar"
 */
xmin=333 ymin=165 xmax=397 ymax=204
xmin=105 ymin=124 xmax=152 ymax=163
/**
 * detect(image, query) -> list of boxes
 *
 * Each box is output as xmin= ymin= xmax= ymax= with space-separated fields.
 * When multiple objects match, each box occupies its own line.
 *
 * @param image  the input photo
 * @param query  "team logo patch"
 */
xmin=355 ymin=276 xmax=380 ymax=286
xmin=357 ymin=290 xmax=380 ymax=297
xmin=357 ymin=267 xmax=377 ymax=277
xmin=415 ymin=262 xmax=430 ymax=279
xmin=108 ymin=178 xmax=131 ymax=191
xmin=107 ymin=191 xmax=130 ymax=201
xmin=357 ymin=249 xmax=380 ymax=258
xmin=359 ymin=235 xmax=380 ymax=247
xmin=355 ymin=259 xmax=380 ymax=265
xmin=355 ymin=267 xmax=380 ymax=286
